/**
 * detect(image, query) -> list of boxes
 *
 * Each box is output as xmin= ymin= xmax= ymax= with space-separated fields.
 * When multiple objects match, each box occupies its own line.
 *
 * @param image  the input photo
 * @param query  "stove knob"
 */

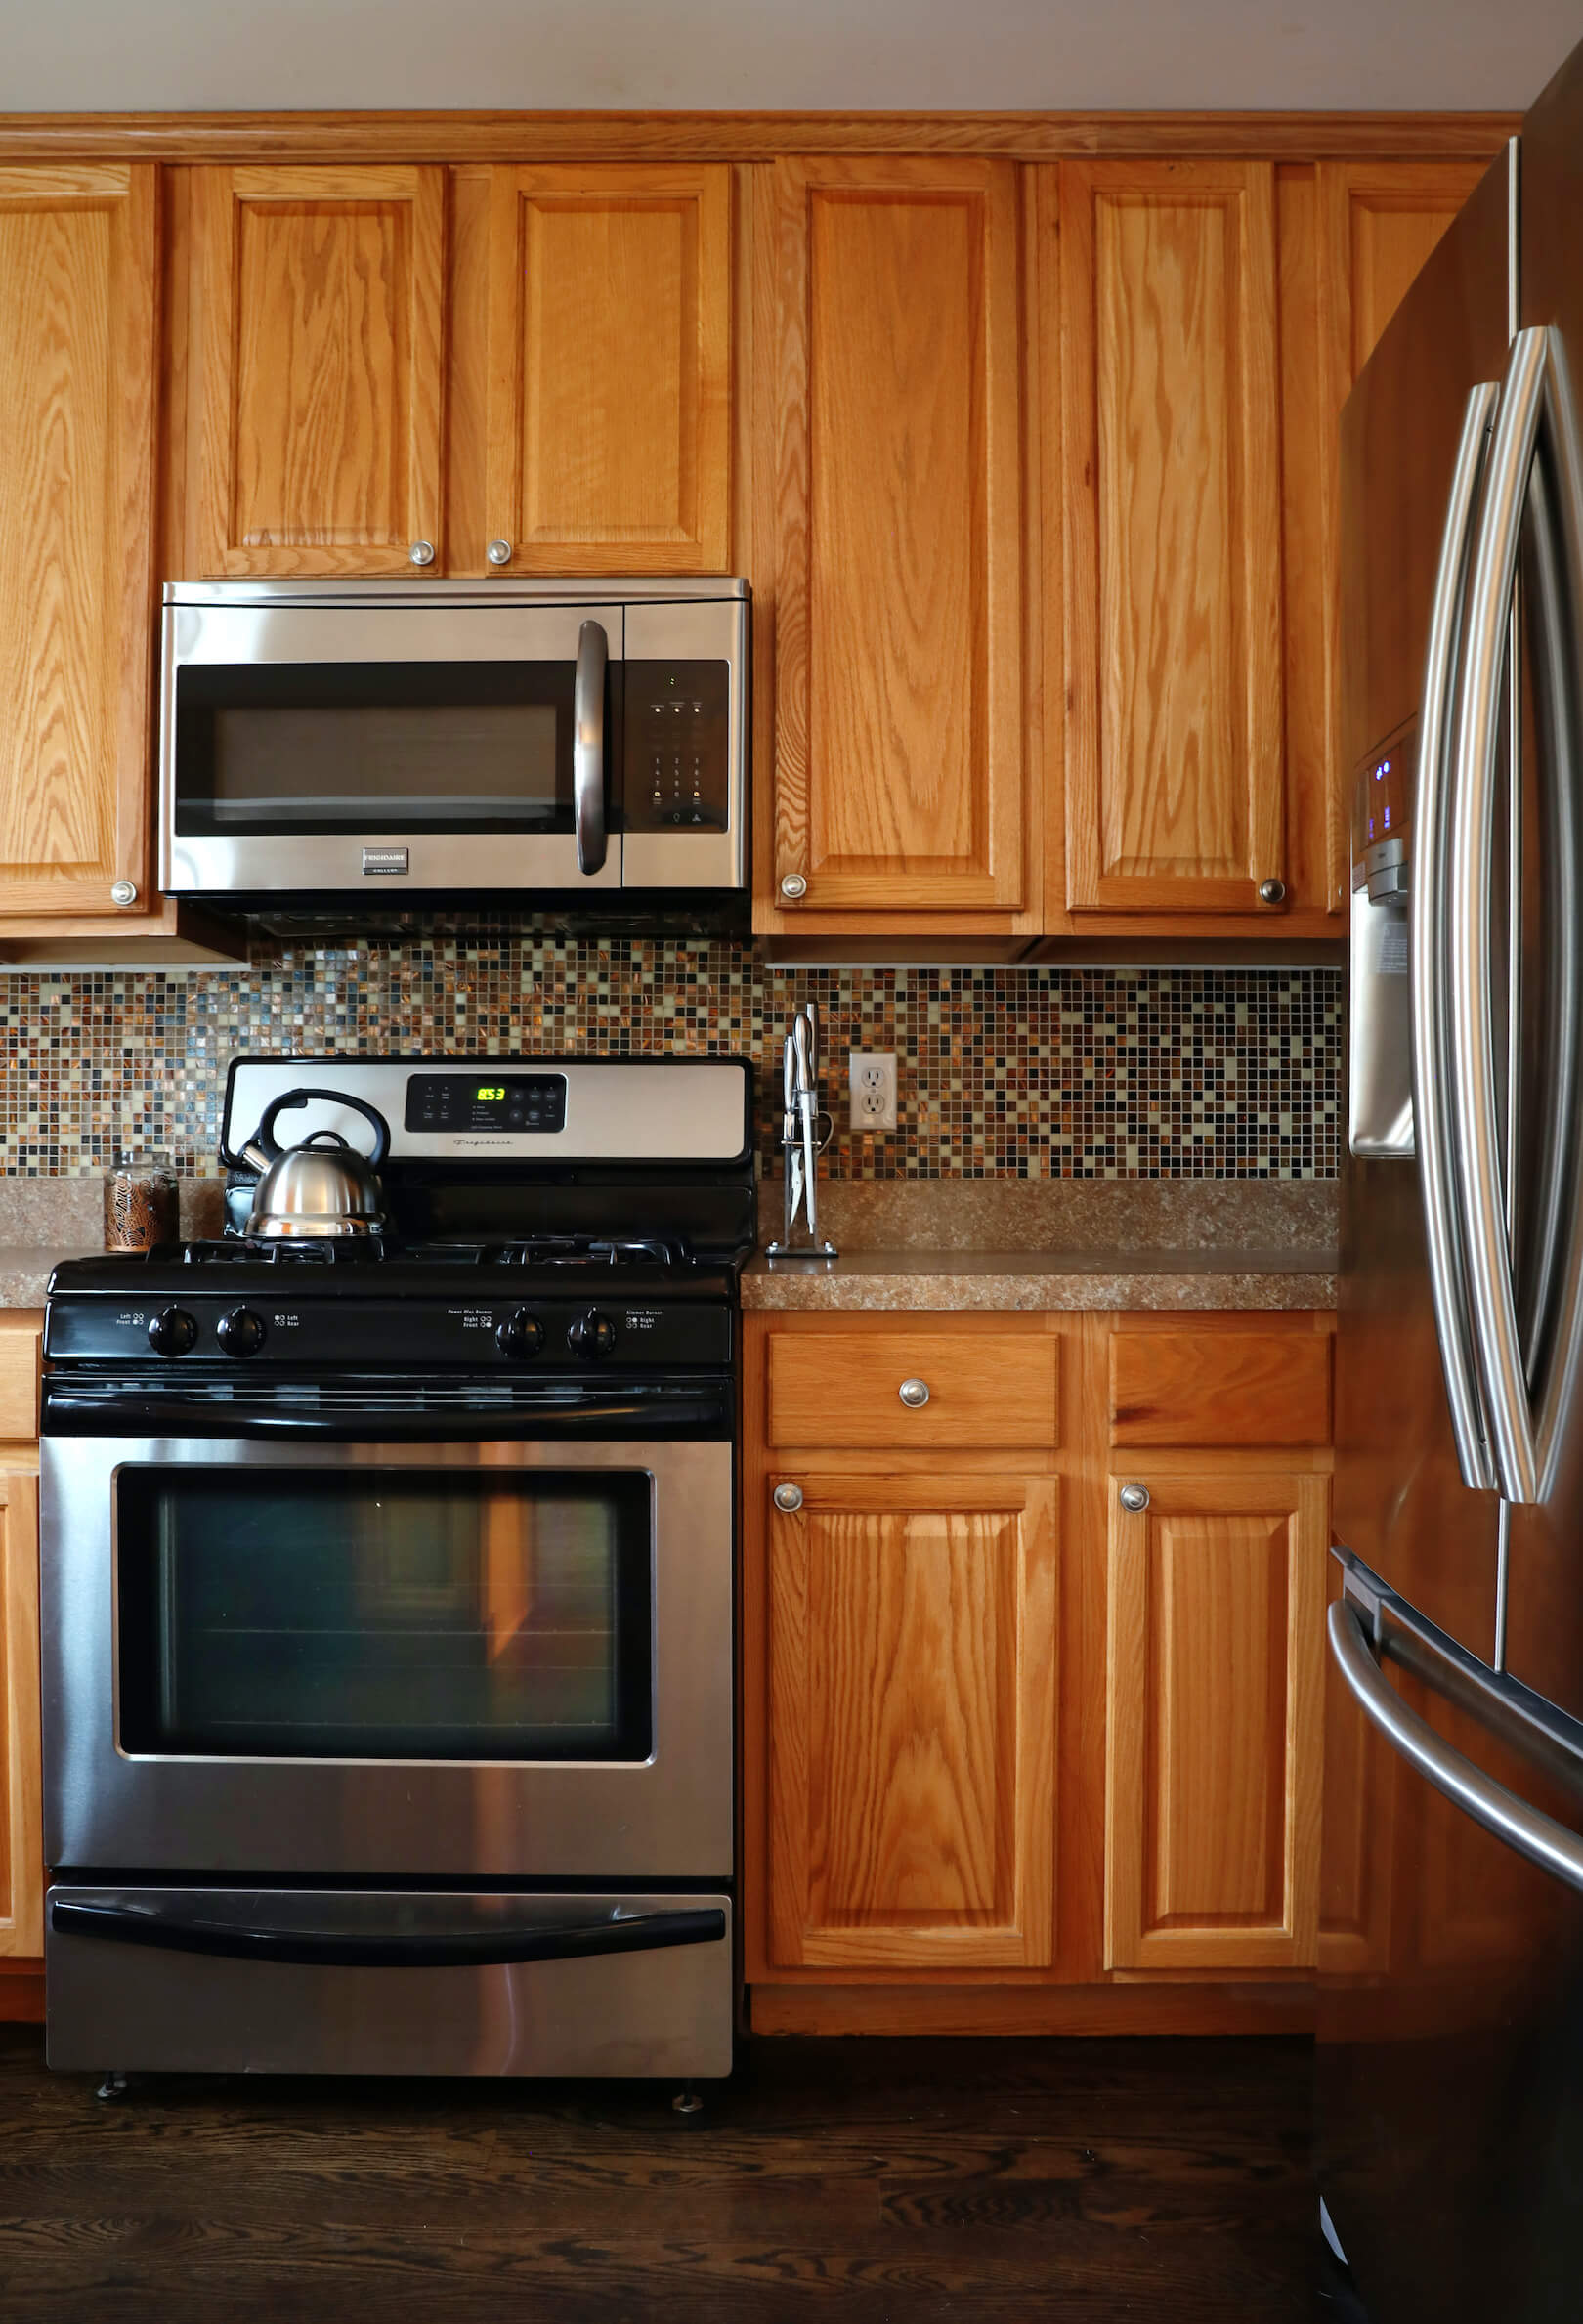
xmin=496 ymin=1308 xmax=545 ymax=1360
xmin=147 ymin=1305 xmax=198 ymax=1357
xmin=568 ymin=1309 xmax=618 ymax=1360
xmin=217 ymin=1306 xmax=266 ymax=1359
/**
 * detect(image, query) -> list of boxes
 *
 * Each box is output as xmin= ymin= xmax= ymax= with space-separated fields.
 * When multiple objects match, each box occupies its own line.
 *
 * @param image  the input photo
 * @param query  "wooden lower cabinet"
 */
xmin=761 ymin=1470 xmax=1057 ymax=1971
xmin=744 ymin=1309 xmax=1334 ymax=2027
xmin=0 ymin=1469 xmax=42 ymax=1963
xmin=1104 ymin=1465 xmax=1328 ymax=1971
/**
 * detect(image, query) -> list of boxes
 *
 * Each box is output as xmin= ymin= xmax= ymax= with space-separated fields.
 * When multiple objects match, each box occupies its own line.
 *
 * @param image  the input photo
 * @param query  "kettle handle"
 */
xmin=252 ymin=1088 xmax=391 ymax=1169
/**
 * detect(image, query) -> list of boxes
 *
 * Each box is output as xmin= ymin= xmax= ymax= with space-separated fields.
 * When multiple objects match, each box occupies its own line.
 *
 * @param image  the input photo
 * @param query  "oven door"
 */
xmin=159 ymin=596 xmax=624 ymax=898
xmin=41 ymin=1436 xmax=732 ymax=1881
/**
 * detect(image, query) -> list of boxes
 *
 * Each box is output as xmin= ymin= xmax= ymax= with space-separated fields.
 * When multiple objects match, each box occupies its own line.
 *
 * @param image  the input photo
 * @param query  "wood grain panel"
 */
xmin=0 ymin=113 xmax=1518 ymax=167
xmin=482 ymin=164 xmax=730 ymax=575
xmin=1109 ymin=1328 xmax=1331 ymax=1447
xmin=191 ymin=164 xmax=444 ymax=575
xmin=1313 ymin=161 xmax=1489 ymax=900
xmin=767 ymin=1472 xmax=1056 ymax=1969
xmin=0 ymin=164 xmax=156 ymax=919
xmin=1318 ymin=1551 xmax=1395 ymax=1976
xmin=0 ymin=1471 xmax=42 ymax=1959
xmin=768 ymin=1330 xmax=1058 ymax=1451
xmin=765 ymin=157 xmax=1025 ymax=918
xmin=1061 ymin=160 xmax=1284 ymax=916
xmin=1105 ymin=1468 xmax=1327 ymax=1970
xmin=0 ymin=1323 xmax=39 ymax=1446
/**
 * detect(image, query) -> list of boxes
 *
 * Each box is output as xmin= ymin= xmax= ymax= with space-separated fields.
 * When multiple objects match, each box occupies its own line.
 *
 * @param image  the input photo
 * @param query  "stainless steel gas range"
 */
xmin=39 ymin=1057 xmax=753 ymax=2085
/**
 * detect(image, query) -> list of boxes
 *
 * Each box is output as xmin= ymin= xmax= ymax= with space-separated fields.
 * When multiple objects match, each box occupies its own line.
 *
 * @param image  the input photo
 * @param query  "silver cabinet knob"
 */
xmin=1118 ymin=1482 xmax=1151 ymax=1513
xmin=407 ymin=539 xmax=435 ymax=567
xmin=1258 ymin=878 xmax=1287 ymax=906
xmin=109 ymin=880 xmax=138 ymax=907
xmin=486 ymin=538 xmax=512 ymax=567
xmin=898 ymin=1378 xmax=930 ymax=1409
xmin=773 ymin=1482 xmax=804 ymax=1514
xmin=780 ymin=873 xmax=808 ymax=903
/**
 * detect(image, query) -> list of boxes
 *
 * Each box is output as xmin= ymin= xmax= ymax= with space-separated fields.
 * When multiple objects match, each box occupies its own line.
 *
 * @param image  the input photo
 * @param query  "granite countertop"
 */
xmin=742 ymin=1244 xmax=1336 ymax=1311
xmin=0 ymin=1174 xmax=1339 ymax=1313
xmin=744 ymin=1179 xmax=1338 ymax=1313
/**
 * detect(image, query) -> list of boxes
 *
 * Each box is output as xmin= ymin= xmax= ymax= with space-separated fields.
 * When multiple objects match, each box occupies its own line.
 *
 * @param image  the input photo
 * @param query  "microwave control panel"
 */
xmin=624 ymin=660 xmax=732 ymax=832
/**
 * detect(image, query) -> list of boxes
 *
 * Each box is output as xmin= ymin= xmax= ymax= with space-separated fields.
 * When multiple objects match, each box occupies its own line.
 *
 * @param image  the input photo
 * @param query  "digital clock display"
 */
xmin=404 ymin=1072 xmax=568 ymax=1135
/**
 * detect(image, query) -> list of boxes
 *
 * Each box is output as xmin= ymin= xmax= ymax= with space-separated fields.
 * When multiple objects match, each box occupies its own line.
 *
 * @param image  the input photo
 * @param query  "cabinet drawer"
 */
xmin=768 ymin=1332 xmax=1058 ymax=1451
xmin=1110 ymin=1329 xmax=1331 ymax=1449
xmin=0 ymin=1328 xmax=38 ymax=1443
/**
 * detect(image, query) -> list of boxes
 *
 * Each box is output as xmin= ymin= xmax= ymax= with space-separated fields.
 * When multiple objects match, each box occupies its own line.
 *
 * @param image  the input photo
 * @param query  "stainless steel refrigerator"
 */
xmin=1320 ymin=37 xmax=1583 ymax=2323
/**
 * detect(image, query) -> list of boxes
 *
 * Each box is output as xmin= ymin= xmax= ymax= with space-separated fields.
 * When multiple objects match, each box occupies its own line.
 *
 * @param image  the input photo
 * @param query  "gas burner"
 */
xmin=491 ymin=1235 xmax=689 ymax=1269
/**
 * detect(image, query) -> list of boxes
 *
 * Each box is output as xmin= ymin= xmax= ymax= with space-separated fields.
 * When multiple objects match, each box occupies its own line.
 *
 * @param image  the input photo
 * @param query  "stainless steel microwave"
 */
xmin=158 ymin=579 xmax=749 ymax=925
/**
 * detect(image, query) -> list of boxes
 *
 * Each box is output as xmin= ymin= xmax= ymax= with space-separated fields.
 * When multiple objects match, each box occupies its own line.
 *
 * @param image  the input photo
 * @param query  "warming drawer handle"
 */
xmin=1328 ymin=1600 xmax=1583 ymax=1897
xmin=50 ymin=1899 xmax=728 ymax=1970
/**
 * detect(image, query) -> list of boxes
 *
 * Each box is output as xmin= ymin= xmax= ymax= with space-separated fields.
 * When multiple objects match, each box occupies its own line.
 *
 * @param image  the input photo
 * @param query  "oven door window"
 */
xmin=171 ymin=660 xmax=620 ymax=839
xmin=115 ymin=1469 xmax=654 ymax=1761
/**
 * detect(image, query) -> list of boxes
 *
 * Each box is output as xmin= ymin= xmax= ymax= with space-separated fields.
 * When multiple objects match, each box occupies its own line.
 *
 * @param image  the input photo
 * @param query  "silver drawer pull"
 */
xmin=898 ymin=1378 xmax=930 ymax=1409
xmin=772 ymin=1482 xmax=803 ymax=1514
xmin=486 ymin=538 xmax=512 ymax=566
xmin=1119 ymin=1482 xmax=1150 ymax=1513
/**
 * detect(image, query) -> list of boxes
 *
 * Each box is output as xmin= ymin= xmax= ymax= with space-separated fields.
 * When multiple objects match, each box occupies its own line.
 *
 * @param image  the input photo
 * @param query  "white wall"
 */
xmin=0 ymin=0 xmax=1576 ymax=113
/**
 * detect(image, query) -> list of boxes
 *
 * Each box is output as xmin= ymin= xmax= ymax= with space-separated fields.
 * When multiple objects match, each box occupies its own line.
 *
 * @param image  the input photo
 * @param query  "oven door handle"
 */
xmin=50 ymin=1899 xmax=727 ymax=1969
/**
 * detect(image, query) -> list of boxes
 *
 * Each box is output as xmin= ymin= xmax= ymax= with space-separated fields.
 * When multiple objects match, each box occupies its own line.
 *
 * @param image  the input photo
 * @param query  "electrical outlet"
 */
xmin=848 ymin=1051 xmax=897 ymax=1133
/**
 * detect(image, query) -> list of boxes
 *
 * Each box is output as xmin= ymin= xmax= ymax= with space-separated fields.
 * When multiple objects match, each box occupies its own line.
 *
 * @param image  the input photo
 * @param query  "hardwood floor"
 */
xmin=0 ymin=2027 xmax=1325 ymax=2321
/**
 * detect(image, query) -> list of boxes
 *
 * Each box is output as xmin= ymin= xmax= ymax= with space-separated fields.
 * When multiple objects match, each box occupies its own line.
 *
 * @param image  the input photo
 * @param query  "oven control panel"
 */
xmin=403 ymin=1073 xmax=568 ymax=1136
xmin=45 ymin=1292 xmax=733 ymax=1369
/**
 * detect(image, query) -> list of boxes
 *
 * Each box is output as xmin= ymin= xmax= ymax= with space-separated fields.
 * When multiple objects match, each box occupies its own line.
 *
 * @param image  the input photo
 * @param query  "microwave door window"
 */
xmin=172 ymin=661 xmax=615 ymax=839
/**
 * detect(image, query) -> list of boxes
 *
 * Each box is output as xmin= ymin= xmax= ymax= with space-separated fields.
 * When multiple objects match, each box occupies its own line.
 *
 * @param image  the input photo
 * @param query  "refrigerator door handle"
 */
xmin=1447 ymin=326 xmax=1557 ymax=1503
xmin=1330 ymin=1598 xmax=1583 ymax=1896
xmin=1412 ymin=380 xmax=1501 ymax=1491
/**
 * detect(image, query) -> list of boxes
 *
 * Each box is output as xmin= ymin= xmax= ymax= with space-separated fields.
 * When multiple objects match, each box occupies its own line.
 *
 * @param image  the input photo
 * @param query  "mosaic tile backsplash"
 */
xmin=0 ymin=941 xmax=1342 ymax=1181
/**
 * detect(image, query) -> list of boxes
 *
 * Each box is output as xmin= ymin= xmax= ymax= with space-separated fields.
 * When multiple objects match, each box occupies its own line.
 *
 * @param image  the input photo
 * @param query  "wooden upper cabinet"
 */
xmin=1105 ymin=1466 xmax=1327 ymax=1970
xmin=188 ymin=165 xmax=446 ymax=576
xmin=1319 ymin=161 xmax=1490 ymax=391
xmin=479 ymin=164 xmax=731 ymax=576
xmin=0 ymin=165 xmax=157 ymax=920
xmin=1057 ymin=161 xmax=1285 ymax=917
xmin=761 ymin=157 xmax=1026 ymax=921
xmin=764 ymin=1471 xmax=1056 ymax=1971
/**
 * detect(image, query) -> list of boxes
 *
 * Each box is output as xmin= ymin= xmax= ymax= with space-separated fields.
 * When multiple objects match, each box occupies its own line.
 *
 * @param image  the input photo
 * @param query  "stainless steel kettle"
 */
xmin=238 ymin=1089 xmax=392 ymax=1237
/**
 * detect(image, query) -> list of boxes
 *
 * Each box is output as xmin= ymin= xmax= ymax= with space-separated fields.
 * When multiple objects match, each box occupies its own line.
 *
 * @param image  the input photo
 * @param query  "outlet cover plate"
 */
xmin=848 ymin=1050 xmax=897 ymax=1133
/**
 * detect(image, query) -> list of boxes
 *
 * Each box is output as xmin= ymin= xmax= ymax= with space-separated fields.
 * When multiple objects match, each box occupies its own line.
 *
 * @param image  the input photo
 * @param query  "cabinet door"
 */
xmin=763 ymin=157 xmax=1025 ymax=920
xmin=1105 ymin=1467 xmax=1327 ymax=1970
xmin=1060 ymin=161 xmax=1285 ymax=917
xmin=765 ymin=1472 xmax=1056 ymax=1970
xmin=481 ymin=164 xmax=730 ymax=576
xmin=0 ymin=165 xmax=156 ymax=920
xmin=190 ymin=165 xmax=445 ymax=576
xmin=0 ymin=1472 xmax=41 ymax=1958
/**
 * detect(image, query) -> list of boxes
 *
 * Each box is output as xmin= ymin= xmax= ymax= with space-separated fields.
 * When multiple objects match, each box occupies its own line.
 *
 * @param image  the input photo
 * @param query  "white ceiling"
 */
xmin=0 ymin=0 xmax=1577 ymax=113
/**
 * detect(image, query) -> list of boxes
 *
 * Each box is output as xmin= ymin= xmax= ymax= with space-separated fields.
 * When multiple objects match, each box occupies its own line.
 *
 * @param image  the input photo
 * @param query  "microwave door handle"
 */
xmin=1413 ymin=380 xmax=1501 ymax=1491
xmin=573 ymin=618 xmax=609 ymax=876
xmin=51 ymin=1898 xmax=727 ymax=1969
xmin=1449 ymin=327 xmax=1559 ymax=1503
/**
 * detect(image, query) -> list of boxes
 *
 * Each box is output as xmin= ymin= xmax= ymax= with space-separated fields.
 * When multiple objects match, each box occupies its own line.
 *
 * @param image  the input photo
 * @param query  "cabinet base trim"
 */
xmin=749 ymin=1981 xmax=1315 ymax=2036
